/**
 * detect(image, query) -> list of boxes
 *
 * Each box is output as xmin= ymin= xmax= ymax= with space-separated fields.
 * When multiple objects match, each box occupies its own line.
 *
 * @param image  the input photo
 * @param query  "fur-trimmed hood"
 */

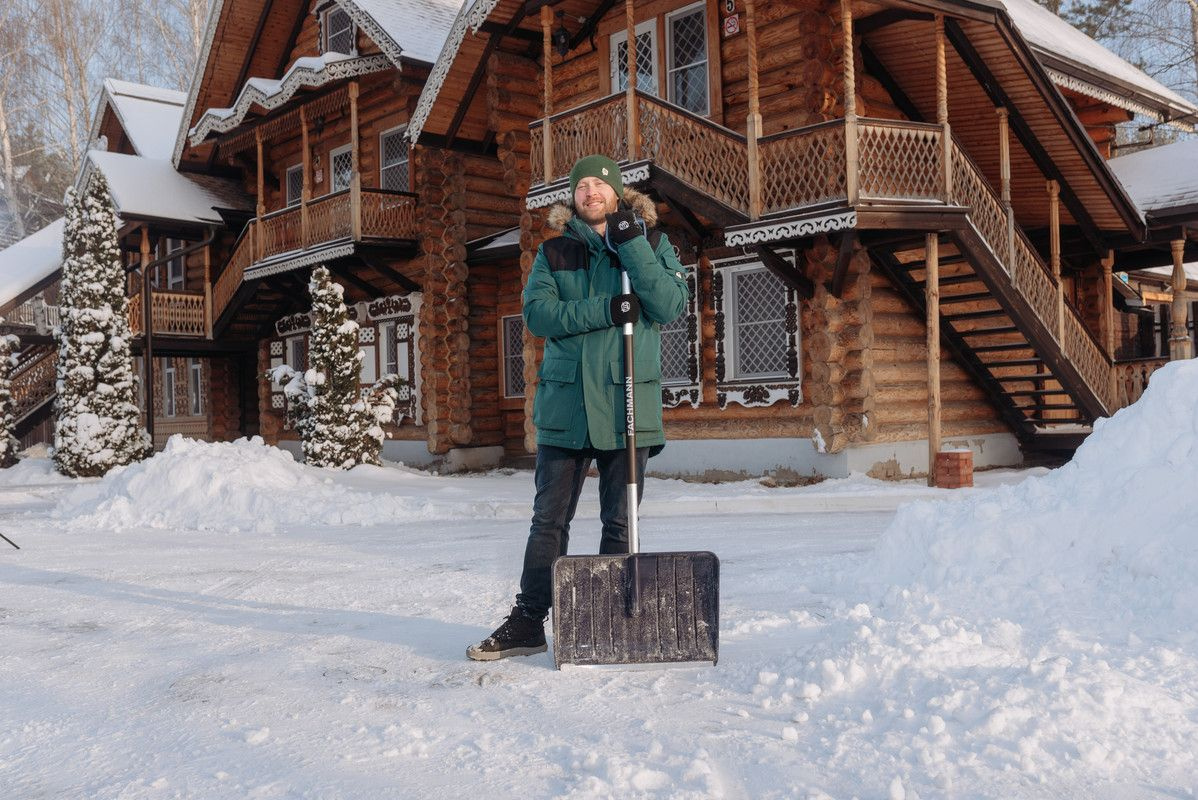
xmin=546 ymin=186 xmax=658 ymax=232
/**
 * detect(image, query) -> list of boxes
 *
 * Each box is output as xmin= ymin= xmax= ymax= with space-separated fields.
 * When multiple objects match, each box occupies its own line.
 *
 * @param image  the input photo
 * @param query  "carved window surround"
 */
xmin=662 ymin=265 xmax=701 ymax=409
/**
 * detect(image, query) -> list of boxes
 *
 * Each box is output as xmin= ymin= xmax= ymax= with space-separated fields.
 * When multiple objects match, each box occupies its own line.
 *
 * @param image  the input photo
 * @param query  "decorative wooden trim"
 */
xmin=926 ymin=232 xmax=941 ymax=485
xmin=725 ymin=211 xmax=857 ymax=247
xmin=526 ymin=162 xmax=651 ymax=208
xmin=662 ymin=266 xmax=702 ymax=409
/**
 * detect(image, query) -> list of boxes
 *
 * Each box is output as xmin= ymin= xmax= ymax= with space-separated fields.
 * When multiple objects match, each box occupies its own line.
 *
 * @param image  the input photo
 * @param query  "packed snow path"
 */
xmin=1 ymin=372 xmax=1196 ymax=800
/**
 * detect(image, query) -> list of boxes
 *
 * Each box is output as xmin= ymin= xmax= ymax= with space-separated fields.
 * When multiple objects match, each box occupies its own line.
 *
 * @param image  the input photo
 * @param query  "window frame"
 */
xmin=329 ymin=143 xmax=353 ymax=194
xmin=379 ymin=321 xmax=400 ymax=377
xmin=725 ymin=264 xmax=791 ymax=382
xmin=321 ymin=5 xmax=356 ymax=55
xmin=609 ymin=18 xmax=660 ymax=99
xmin=287 ymin=335 xmax=307 ymax=373
xmin=664 ymin=1 xmax=710 ymax=116
xmin=379 ymin=125 xmax=410 ymax=193
xmin=162 ymin=357 xmax=176 ymax=418
xmin=187 ymin=358 xmax=203 ymax=416
xmin=164 ymin=237 xmax=186 ymax=290
xmin=500 ymin=314 xmax=526 ymax=399
xmin=285 ymin=164 xmax=303 ymax=207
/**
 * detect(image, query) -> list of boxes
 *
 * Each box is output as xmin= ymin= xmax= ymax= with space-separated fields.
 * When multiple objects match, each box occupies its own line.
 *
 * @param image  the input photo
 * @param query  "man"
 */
xmin=467 ymin=154 xmax=689 ymax=661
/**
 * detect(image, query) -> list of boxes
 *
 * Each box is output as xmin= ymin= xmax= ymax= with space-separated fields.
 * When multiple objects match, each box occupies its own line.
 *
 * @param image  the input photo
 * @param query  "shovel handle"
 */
xmin=621 ymin=268 xmax=639 ymax=557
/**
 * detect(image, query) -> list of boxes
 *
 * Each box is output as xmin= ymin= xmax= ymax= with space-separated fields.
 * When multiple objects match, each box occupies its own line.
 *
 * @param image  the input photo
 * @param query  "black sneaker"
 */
xmin=466 ymin=606 xmax=547 ymax=661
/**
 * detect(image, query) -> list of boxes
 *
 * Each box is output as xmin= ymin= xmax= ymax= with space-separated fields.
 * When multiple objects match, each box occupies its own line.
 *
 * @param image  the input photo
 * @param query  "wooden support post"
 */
xmin=1101 ymin=250 xmax=1117 ymax=403
xmin=1049 ymin=179 xmax=1063 ymax=343
xmin=301 ymin=105 xmax=311 ymax=250
xmin=1169 ymin=237 xmax=1192 ymax=360
xmin=935 ymin=14 xmax=952 ymax=202
xmin=541 ymin=5 xmax=555 ymax=183
xmin=997 ymin=106 xmax=1014 ymax=275
xmin=203 ymin=240 xmax=212 ymax=338
xmin=841 ymin=0 xmax=858 ymax=205
xmin=625 ymin=0 xmax=639 ymax=162
xmin=926 ymin=232 xmax=941 ymax=486
xmin=255 ymin=128 xmax=265 ymax=219
xmin=349 ymin=81 xmax=362 ymax=241
xmin=746 ymin=0 xmax=762 ymax=220
xmin=140 ymin=225 xmax=155 ymax=444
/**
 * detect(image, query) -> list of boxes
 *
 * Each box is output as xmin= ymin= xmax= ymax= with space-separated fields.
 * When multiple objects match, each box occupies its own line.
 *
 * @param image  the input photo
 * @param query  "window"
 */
xmin=164 ymin=238 xmax=185 ymax=290
xmin=501 ymin=315 xmax=526 ymax=398
xmin=727 ymin=266 xmax=789 ymax=380
xmin=660 ymin=313 xmax=690 ymax=386
xmin=380 ymin=321 xmax=399 ymax=376
xmin=610 ymin=20 xmax=659 ymax=98
xmin=162 ymin=358 xmax=176 ymax=417
xmin=188 ymin=358 xmax=203 ymax=415
xmin=380 ymin=127 xmax=410 ymax=192
xmin=322 ymin=6 xmax=355 ymax=55
xmin=287 ymin=336 xmax=307 ymax=373
xmin=286 ymin=164 xmax=303 ymax=207
xmin=330 ymin=144 xmax=353 ymax=193
xmin=666 ymin=4 xmax=709 ymax=115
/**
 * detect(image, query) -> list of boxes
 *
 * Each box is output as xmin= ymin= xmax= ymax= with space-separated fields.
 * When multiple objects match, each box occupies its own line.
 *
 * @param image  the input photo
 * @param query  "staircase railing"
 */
xmin=11 ymin=346 xmax=57 ymax=423
xmin=949 ymin=142 xmax=1114 ymax=414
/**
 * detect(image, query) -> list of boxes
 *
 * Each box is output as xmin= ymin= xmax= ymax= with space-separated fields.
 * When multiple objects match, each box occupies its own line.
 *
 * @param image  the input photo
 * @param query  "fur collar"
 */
xmin=546 ymin=186 xmax=658 ymax=233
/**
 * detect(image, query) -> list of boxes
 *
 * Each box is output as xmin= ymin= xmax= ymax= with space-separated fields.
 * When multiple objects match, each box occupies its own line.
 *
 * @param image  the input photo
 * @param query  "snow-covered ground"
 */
xmin=2 ymin=364 xmax=1196 ymax=799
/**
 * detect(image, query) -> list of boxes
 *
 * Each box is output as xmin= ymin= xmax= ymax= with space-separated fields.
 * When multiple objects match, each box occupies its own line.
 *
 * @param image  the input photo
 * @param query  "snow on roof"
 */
xmin=1136 ymin=262 xmax=1198 ymax=283
xmin=1107 ymin=139 xmax=1198 ymax=216
xmin=0 ymin=218 xmax=64 ymax=308
xmin=340 ymin=0 xmax=463 ymax=65
xmin=100 ymin=79 xmax=187 ymax=160
xmin=1002 ymin=0 xmax=1197 ymax=123
xmin=85 ymin=151 xmax=251 ymax=224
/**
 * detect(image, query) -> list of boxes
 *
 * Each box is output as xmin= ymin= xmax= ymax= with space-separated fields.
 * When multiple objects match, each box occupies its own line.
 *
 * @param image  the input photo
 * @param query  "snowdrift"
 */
xmin=52 ymin=436 xmax=524 ymax=532
xmin=863 ymin=359 xmax=1198 ymax=639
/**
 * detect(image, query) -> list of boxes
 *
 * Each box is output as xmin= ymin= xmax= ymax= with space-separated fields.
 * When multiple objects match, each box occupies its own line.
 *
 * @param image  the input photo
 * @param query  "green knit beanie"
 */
xmin=568 ymin=155 xmax=624 ymax=198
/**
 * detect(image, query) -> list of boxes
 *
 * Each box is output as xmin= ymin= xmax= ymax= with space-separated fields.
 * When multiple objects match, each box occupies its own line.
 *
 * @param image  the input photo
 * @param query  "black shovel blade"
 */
xmin=551 ymin=552 xmax=719 ymax=669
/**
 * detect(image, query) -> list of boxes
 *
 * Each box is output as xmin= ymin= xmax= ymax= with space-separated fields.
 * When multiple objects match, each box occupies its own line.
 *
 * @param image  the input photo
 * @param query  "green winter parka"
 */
xmin=523 ymin=188 xmax=689 ymax=451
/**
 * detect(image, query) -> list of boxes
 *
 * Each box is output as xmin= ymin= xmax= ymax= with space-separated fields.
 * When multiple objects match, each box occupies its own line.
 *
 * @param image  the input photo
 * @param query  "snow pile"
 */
xmin=762 ymin=361 xmax=1198 ymax=794
xmin=52 ymin=436 xmax=521 ymax=532
xmin=864 ymin=359 xmax=1198 ymax=638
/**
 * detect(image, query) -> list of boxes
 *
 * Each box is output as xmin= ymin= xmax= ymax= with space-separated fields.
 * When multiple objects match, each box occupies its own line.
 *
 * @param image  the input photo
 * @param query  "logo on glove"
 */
xmin=618 ymin=220 xmax=630 ymax=230
xmin=620 ymin=301 xmax=631 ymax=313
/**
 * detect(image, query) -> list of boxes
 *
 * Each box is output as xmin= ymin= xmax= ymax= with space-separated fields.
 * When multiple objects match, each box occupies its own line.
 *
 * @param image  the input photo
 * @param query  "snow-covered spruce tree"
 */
xmin=53 ymin=177 xmax=152 ymax=477
xmin=267 ymin=266 xmax=400 ymax=468
xmin=0 ymin=329 xmax=21 ymax=468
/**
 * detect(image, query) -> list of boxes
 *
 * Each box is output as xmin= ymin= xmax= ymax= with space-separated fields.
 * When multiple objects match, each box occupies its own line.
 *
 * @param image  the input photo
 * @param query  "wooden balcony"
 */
xmin=213 ymin=188 xmax=418 ymax=324
xmin=527 ymin=91 xmax=945 ymax=219
xmin=127 ymin=290 xmax=209 ymax=338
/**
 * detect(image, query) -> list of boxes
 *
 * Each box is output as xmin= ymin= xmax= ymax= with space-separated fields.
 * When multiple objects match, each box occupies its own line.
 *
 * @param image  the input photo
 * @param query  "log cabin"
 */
xmin=3 ymin=0 xmax=1198 ymax=480
xmin=405 ymin=0 xmax=1198 ymax=478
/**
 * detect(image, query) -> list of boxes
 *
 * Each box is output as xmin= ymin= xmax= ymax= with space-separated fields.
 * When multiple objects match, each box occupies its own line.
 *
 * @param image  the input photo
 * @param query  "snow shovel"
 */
xmin=551 ymin=267 xmax=719 ymax=669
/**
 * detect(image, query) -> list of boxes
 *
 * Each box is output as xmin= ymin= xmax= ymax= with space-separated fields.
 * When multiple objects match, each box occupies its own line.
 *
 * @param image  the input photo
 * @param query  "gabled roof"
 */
xmin=1107 ymin=139 xmax=1198 ymax=221
xmin=1002 ymin=0 xmax=1196 ymax=125
xmin=83 ymin=151 xmax=252 ymax=225
xmin=87 ymin=79 xmax=188 ymax=160
xmin=173 ymin=0 xmax=464 ymax=165
xmin=0 ymin=218 xmax=65 ymax=309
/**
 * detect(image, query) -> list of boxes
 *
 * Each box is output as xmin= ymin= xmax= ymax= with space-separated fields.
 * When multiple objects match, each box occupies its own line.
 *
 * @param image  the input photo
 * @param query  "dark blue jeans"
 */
xmin=516 ymin=444 xmax=650 ymax=619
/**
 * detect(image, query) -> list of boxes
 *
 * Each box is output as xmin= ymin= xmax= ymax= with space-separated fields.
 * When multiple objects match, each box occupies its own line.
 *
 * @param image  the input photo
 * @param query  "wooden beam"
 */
xmin=326 ymin=262 xmax=383 ymax=297
xmin=945 ymin=19 xmax=1107 ymax=255
xmin=357 ymin=255 xmax=421 ymax=292
xmin=831 ymin=229 xmax=857 ymax=298
xmin=660 ymin=191 xmax=710 ymax=242
xmin=478 ymin=20 xmax=539 ymax=43
xmin=854 ymin=8 xmax=933 ymax=36
xmin=745 ymin=0 xmax=762 ymax=220
xmin=1169 ymin=237 xmax=1191 ymax=359
xmin=275 ymin=0 xmax=313 ymax=79
xmin=755 ymin=244 xmax=814 ymax=299
xmin=446 ymin=10 xmax=528 ymax=146
xmin=570 ymin=0 xmax=617 ymax=51
xmin=235 ymin=0 xmax=277 ymax=100
xmin=841 ymin=0 xmax=858 ymax=205
xmin=624 ymin=0 xmax=638 ymax=162
xmin=926 ymin=232 xmax=941 ymax=485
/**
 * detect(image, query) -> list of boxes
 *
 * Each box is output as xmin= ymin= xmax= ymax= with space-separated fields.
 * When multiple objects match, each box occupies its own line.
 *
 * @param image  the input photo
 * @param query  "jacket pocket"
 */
xmin=608 ymin=359 xmax=663 ymax=434
xmin=534 ymin=358 xmax=581 ymax=431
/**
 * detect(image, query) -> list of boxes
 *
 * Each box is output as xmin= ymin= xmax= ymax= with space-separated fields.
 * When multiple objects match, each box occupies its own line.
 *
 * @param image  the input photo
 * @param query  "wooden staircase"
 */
xmin=11 ymin=345 xmax=57 ymax=438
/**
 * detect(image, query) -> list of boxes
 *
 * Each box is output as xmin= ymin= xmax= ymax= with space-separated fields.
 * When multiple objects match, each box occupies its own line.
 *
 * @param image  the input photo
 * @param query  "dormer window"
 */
xmin=322 ymin=6 xmax=355 ymax=55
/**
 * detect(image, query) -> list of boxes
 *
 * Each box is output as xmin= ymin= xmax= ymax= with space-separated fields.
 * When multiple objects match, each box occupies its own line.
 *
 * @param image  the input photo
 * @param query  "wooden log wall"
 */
xmin=208 ymin=356 xmax=243 ymax=441
xmin=867 ymin=266 xmax=1008 ymax=441
xmin=256 ymin=340 xmax=286 ymax=445
xmin=519 ymin=208 xmax=552 ymax=454
xmin=467 ymin=260 xmax=504 ymax=450
xmin=414 ymin=145 xmax=473 ymax=454
xmin=803 ymin=237 xmax=874 ymax=453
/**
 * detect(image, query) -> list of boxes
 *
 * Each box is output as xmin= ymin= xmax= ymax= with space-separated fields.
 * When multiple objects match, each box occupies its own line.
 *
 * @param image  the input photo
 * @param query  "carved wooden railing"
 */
xmin=211 ymin=189 xmax=418 ymax=326
xmin=637 ymin=94 xmax=749 ymax=212
xmin=1113 ymin=357 xmax=1167 ymax=407
xmin=530 ymin=94 xmax=629 ymax=186
xmin=857 ymin=120 xmax=942 ymax=201
xmin=11 ymin=345 xmax=57 ymax=422
xmin=128 ymin=290 xmax=207 ymax=337
xmin=360 ymin=189 xmax=419 ymax=240
xmin=4 ymin=298 xmax=62 ymax=331
xmin=950 ymin=142 xmax=1115 ymax=413
xmin=759 ymin=120 xmax=848 ymax=214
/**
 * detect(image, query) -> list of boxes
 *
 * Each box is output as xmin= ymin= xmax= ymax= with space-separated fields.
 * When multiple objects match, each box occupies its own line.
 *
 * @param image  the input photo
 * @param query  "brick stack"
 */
xmin=934 ymin=449 xmax=973 ymax=489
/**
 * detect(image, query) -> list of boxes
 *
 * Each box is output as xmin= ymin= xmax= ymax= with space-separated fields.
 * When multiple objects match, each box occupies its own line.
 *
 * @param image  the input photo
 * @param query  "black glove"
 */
xmin=604 ymin=209 xmax=646 ymax=248
xmin=609 ymin=293 xmax=641 ymax=326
